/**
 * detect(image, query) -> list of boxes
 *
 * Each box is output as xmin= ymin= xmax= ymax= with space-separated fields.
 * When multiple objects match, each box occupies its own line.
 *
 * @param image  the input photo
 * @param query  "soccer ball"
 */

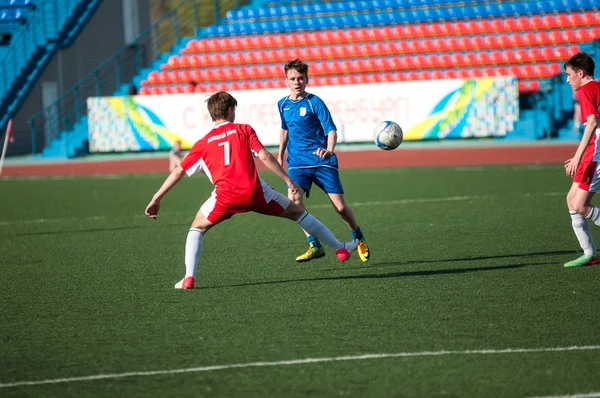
xmin=373 ymin=121 xmax=403 ymax=150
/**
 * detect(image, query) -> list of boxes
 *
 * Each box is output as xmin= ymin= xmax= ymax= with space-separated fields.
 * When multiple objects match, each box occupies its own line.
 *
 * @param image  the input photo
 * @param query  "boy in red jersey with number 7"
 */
xmin=563 ymin=52 xmax=600 ymax=267
xmin=145 ymin=92 xmax=359 ymax=288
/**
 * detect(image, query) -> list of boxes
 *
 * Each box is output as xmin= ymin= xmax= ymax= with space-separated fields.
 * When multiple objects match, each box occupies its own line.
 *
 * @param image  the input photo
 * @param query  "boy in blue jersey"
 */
xmin=277 ymin=59 xmax=370 ymax=263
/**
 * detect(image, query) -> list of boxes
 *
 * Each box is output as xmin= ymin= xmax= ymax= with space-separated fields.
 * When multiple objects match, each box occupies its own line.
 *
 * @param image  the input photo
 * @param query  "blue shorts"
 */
xmin=288 ymin=166 xmax=344 ymax=198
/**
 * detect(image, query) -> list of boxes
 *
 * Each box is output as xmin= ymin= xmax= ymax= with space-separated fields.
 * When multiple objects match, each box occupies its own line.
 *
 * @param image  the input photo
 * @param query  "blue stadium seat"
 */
xmin=0 ymin=0 xmax=34 ymax=7
xmin=0 ymin=8 xmax=26 ymax=22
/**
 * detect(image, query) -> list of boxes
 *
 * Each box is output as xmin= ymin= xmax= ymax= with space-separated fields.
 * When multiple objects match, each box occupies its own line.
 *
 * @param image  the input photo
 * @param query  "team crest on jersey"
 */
xmin=299 ymin=107 xmax=307 ymax=116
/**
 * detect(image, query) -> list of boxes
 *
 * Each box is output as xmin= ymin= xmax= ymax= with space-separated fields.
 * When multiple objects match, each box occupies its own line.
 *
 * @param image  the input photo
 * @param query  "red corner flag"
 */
xmin=6 ymin=119 xmax=13 ymax=144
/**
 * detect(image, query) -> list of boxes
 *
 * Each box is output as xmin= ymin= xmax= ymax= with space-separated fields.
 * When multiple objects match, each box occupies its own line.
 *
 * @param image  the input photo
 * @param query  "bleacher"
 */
xmin=136 ymin=0 xmax=599 ymax=96
xmin=0 ymin=0 xmax=103 ymax=136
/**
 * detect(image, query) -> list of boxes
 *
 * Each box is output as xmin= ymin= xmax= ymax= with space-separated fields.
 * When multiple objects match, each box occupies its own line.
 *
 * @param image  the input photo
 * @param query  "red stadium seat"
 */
xmin=463 ymin=52 xmax=477 ymax=66
xmin=520 ymin=64 xmax=535 ymax=78
xmin=527 ymin=15 xmax=544 ymax=30
xmin=431 ymin=70 xmax=444 ymax=80
xmin=513 ymin=48 xmax=527 ymax=62
xmin=185 ymin=40 xmax=199 ymax=54
xmin=534 ymin=63 xmax=548 ymax=78
xmin=205 ymin=38 xmax=219 ymax=52
xmin=444 ymin=69 xmax=459 ymax=79
xmin=188 ymin=54 xmax=201 ymax=68
xmin=457 ymin=20 xmax=475 ymax=35
xmin=150 ymin=86 xmax=162 ymax=95
xmin=471 ymin=36 xmax=485 ymax=50
xmin=437 ymin=53 xmax=452 ymax=68
xmin=168 ymin=70 xmax=181 ymax=84
xmin=567 ymin=44 xmax=581 ymax=56
xmin=542 ymin=14 xmax=558 ymax=29
xmin=158 ymin=71 xmax=171 ymax=84
xmin=556 ymin=14 xmax=570 ymax=28
xmin=191 ymin=69 xmax=204 ymax=83
xmin=489 ymin=50 xmax=503 ymax=65
xmin=451 ymin=53 xmax=465 ymax=67
xmin=489 ymin=19 xmax=503 ymax=33
xmin=138 ymin=86 xmax=151 ymax=95
xmin=495 ymin=65 xmax=508 ymax=76
xmin=166 ymin=55 xmax=180 ymax=69
xmin=418 ymin=70 xmax=432 ymax=80
xmin=483 ymin=35 xmax=498 ymax=49
xmin=478 ymin=19 xmax=494 ymax=34
xmin=548 ymin=63 xmax=561 ymax=76
xmin=457 ymin=69 xmax=470 ymax=79
xmin=582 ymin=11 xmax=596 ymax=27
xmin=146 ymin=71 xmax=159 ymax=85
xmin=178 ymin=69 xmax=191 ymax=83
xmin=161 ymin=85 xmax=173 ymax=94
xmin=508 ymin=65 xmax=521 ymax=77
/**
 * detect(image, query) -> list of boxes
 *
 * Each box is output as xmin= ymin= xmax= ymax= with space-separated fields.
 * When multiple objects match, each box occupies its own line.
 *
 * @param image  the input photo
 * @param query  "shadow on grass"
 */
xmin=9 ymin=222 xmax=188 ymax=236
xmin=317 ymin=250 xmax=579 ymax=272
xmin=202 ymin=262 xmax=557 ymax=290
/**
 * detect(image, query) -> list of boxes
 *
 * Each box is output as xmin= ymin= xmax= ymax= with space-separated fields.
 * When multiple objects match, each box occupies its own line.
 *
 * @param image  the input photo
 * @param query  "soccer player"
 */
xmin=277 ymin=59 xmax=370 ymax=263
xmin=563 ymin=52 xmax=600 ymax=267
xmin=169 ymin=139 xmax=185 ymax=172
xmin=145 ymin=92 xmax=359 ymax=289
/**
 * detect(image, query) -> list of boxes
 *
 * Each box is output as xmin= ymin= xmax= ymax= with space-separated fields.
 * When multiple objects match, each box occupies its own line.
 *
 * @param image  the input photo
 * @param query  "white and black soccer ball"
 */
xmin=373 ymin=121 xmax=403 ymax=150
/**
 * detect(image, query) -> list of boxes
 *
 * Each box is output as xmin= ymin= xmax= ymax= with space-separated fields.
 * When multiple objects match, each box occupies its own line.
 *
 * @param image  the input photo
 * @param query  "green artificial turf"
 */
xmin=0 ymin=165 xmax=598 ymax=397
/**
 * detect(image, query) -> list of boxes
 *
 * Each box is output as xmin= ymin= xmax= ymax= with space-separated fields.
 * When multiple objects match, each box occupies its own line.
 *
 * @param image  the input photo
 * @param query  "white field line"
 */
xmin=1 ymin=345 xmax=598 ymax=389
xmin=530 ymin=393 xmax=600 ymax=398
xmin=0 ymin=192 xmax=565 ymax=226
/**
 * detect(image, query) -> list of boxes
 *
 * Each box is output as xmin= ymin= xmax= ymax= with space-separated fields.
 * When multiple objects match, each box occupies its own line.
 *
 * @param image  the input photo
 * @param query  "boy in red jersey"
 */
xmin=563 ymin=52 xmax=600 ymax=267
xmin=145 ymin=92 xmax=359 ymax=288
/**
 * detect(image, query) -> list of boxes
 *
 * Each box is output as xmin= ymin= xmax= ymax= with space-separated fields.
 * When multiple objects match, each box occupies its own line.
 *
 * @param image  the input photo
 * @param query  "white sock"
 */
xmin=571 ymin=210 xmax=597 ymax=256
xmin=585 ymin=205 xmax=600 ymax=226
xmin=185 ymin=228 xmax=204 ymax=278
xmin=297 ymin=211 xmax=343 ymax=251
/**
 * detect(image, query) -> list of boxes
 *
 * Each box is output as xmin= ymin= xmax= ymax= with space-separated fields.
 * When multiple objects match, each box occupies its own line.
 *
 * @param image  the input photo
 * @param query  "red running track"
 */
xmin=0 ymin=144 xmax=576 ymax=177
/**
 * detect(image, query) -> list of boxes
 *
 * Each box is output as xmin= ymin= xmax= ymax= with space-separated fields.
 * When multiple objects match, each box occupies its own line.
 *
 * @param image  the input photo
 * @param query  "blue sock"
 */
xmin=351 ymin=226 xmax=364 ymax=240
xmin=307 ymin=235 xmax=322 ymax=248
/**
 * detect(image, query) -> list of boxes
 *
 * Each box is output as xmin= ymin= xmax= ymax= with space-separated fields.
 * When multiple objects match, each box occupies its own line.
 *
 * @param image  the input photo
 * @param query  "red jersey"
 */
xmin=577 ymin=80 xmax=600 ymax=164
xmin=579 ymin=80 xmax=600 ymax=125
xmin=180 ymin=122 xmax=265 ymax=206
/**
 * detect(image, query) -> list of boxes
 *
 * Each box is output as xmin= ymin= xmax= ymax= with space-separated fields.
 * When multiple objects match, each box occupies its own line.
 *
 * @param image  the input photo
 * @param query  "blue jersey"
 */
xmin=278 ymin=93 xmax=338 ymax=169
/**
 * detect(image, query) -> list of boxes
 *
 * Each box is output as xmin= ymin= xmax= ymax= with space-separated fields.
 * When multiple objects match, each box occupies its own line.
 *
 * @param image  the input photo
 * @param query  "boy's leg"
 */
xmin=328 ymin=193 xmax=370 ymax=262
xmin=175 ymin=198 xmax=220 ymax=289
xmin=565 ymin=177 xmax=600 ymax=267
xmin=253 ymin=180 xmax=358 ymax=262
xmin=287 ymin=168 xmax=325 ymax=262
xmin=314 ymin=166 xmax=370 ymax=262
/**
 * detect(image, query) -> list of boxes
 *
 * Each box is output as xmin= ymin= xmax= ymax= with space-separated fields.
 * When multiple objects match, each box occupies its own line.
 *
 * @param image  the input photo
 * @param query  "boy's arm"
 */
xmin=145 ymin=165 xmax=187 ymax=218
xmin=566 ymin=114 xmax=598 ymax=177
xmin=257 ymin=148 xmax=298 ymax=194
xmin=278 ymin=128 xmax=289 ymax=165
xmin=315 ymin=130 xmax=337 ymax=158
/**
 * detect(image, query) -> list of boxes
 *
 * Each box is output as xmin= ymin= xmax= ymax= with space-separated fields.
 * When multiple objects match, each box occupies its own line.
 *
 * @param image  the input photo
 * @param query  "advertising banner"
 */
xmin=87 ymin=77 xmax=518 ymax=152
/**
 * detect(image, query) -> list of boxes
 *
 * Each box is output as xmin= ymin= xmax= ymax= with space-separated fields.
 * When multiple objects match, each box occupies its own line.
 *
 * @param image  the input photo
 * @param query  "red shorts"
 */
xmin=200 ymin=179 xmax=291 ymax=224
xmin=574 ymin=158 xmax=600 ymax=192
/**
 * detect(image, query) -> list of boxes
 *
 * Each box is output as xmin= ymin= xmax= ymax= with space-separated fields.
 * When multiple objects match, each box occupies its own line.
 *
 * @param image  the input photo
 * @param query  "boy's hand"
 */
xmin=145 ymin=199 xmax=161 ymax=219
xmin=287 ymin=181 xmax=300 ymax=196
xmin=565 ymin=157 xmax=580 ymax=178
xmin=313 ymin=148 xmax=333 ymax=158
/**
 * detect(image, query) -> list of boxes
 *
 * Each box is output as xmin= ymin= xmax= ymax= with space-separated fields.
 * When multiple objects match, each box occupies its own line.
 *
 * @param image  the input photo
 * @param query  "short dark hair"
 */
xmin=284 ymin=59 xmax=309 ymax=78
xmin=564 ymin=52 xmax=595 ymax=77
xmin=206 ymin=91 xmax=237 ymax=122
